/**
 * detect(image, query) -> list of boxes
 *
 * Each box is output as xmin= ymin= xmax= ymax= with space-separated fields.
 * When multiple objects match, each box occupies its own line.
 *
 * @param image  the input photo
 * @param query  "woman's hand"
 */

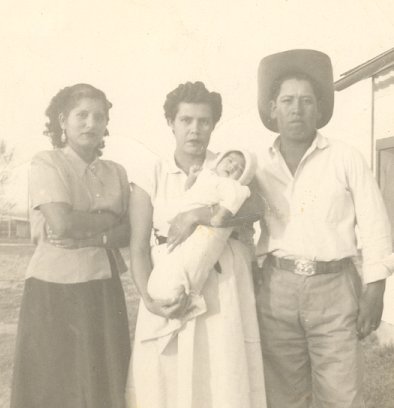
xmin=167 ymin=211 xmax=199 ymax=252
xmin=46 ymin=225 xmax=77 ymax=249
xmin=185 ymin=165 xmax=202 ymax=190
xmin=47 ymin=234 xmax=79 ymax=249
xmin=145 ymin=287 xmax=191 ymax=319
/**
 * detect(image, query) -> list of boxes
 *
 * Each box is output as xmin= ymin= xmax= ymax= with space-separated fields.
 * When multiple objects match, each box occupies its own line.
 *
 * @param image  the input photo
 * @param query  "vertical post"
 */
xmin=371 ymin=76 xmax=375 ymax=173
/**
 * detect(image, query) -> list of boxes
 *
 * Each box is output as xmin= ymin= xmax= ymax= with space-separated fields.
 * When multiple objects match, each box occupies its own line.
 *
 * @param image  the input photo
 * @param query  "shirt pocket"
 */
xmin=312 ymin=183 xmax=352 ymax=224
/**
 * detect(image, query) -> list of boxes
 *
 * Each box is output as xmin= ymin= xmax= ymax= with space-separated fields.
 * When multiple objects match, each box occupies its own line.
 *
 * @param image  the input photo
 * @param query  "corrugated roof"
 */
xmin=335 ymin=48 xmax=394 ymax=91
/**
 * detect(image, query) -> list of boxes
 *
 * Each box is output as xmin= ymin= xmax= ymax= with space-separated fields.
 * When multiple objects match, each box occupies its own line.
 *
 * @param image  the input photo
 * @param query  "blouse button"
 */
xmin=96 ymin=193 xmax=101 ymax=198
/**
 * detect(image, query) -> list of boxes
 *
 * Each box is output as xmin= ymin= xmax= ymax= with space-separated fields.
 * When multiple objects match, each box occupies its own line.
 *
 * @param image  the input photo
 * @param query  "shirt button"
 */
xmin=96 ymin=193 xmax=101 ymax=198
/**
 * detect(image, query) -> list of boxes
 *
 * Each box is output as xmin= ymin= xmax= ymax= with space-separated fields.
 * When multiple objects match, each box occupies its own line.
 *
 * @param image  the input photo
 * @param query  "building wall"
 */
xmin=331 ymin=79 xmax=372 ymax=165
xmin=0 ymin=217 xmax=30 ymax=239
xmin=335 ymin=71 xmax=394 ymax=326
xmin=373 ymin=67 xmax=394 ymax=325
xmin=373 ymin=67 xmax=394 ymax=144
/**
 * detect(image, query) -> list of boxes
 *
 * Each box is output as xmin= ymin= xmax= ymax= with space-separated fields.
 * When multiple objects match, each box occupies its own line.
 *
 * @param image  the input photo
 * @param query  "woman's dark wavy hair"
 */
xmin=44 ymin=83 xmax=112 ymax=154
xmin=163 ymin=81 xmax=222 ymax=126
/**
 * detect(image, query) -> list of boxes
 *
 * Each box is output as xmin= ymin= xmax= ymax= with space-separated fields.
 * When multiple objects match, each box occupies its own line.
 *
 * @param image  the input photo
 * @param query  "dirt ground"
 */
xmin=0 ymin=245 xmax=139 ymax=408
xmin=0 ymin=245 xmax=393 ymax=408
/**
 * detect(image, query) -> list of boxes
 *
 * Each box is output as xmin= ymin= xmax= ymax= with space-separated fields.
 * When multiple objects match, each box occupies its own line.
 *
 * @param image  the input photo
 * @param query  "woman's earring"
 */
xmin=61 ymin=129 xmax=67 ymax=143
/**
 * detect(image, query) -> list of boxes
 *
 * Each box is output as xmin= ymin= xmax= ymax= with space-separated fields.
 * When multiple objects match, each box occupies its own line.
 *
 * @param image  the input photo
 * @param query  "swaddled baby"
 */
xmin=143 ymin=149 xmax=257 ymax=350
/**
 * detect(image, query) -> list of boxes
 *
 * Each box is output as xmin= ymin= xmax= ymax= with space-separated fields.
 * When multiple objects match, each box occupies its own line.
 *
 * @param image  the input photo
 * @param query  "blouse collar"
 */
xmin=165 ymin=150 xmax=218 ymax=174
xmin=62 ymin=146 xmax=100 ymax=177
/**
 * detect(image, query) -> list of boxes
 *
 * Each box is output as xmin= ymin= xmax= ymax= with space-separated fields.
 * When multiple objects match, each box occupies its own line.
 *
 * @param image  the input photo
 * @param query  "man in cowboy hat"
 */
xmin=254 ymin=49 xmax=393 ymax=407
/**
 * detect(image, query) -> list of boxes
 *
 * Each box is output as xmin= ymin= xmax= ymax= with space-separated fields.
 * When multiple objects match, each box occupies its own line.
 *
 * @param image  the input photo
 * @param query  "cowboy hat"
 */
xmin=258 ymin=49 xmax=334 ymax=132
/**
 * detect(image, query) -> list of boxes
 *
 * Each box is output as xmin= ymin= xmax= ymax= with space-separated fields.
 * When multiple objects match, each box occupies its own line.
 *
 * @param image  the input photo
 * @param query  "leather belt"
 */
xmin=267 ymin=254 xmax=352 ymax=276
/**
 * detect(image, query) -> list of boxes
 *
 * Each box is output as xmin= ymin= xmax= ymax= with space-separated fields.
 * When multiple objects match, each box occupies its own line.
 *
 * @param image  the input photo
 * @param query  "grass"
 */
xmin=0 ymin=245 xmax=393 ymax=408
xmin=363 ymin=335 xmax=394 ymax=407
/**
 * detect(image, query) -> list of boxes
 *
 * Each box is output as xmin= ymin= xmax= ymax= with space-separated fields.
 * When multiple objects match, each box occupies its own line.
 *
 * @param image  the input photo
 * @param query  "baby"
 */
xmin=141 ymin=149 xmax=257 ymax=351
xmin=184 ymin=150 xmax=250 ymax=227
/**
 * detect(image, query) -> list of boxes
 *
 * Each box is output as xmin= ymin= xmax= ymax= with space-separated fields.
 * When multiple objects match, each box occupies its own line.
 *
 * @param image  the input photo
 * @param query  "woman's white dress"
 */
xmin=126 ymin=152 xmax=266 ymax=408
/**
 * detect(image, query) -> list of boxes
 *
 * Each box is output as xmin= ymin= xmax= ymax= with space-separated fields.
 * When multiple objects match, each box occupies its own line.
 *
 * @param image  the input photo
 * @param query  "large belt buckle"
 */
xmin=294 ymin=259 xmax=316 ymax=276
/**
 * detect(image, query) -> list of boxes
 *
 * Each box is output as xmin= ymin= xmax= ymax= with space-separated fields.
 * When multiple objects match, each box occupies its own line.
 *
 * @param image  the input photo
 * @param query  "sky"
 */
xmin=1 ymin=0 xmax=394 ymax=213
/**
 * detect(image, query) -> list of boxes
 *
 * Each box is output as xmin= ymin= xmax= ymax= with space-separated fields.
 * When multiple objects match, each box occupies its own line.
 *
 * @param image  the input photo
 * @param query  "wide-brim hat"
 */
xmin=258 ymin=49 xmax=334 ymax=132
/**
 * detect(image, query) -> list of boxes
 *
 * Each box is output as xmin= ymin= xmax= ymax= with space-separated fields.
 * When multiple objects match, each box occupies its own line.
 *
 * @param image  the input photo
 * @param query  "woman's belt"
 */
xmin=155 ymin=235 xmax=168 ymax=245
xmin=267 ymin=254 xmax=352 ymax=276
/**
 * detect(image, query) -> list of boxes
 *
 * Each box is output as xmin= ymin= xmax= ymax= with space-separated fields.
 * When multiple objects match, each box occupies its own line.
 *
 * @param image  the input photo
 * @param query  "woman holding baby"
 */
xmin=127 ymin=81 xmax=266 ymax=408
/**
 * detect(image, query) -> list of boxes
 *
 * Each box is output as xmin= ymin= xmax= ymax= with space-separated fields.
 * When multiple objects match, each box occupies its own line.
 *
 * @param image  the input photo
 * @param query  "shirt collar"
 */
xmin=62 ymin=146 xmax=100 ymax=177
xmin=163 ymin=150 xmax=218 ymax=174
xmin=269 ymin=131 xmax=329 ymax=156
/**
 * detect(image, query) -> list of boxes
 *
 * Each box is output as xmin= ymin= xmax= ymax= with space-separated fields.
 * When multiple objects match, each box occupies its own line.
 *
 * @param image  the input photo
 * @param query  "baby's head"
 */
xmin=215 ymin=151 xmax=246 ymax=180
xmin=213 ymin=149 xmax=257 ymax=185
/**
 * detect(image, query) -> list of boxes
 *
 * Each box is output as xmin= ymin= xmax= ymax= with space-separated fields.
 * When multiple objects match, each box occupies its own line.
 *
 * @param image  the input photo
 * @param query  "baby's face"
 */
xmin=215 ymin=152 xmax=245 ymax=180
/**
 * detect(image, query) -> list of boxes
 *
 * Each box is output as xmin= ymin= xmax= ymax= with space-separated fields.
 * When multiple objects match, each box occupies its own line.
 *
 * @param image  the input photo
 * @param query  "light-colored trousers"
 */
xmin=256 ymin=257 xmax=365 ymax=408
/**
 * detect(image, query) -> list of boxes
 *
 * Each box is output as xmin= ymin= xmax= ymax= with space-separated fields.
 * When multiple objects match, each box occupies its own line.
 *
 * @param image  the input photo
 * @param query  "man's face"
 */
xmin=270 ymin=78 xmax=321 ymax=143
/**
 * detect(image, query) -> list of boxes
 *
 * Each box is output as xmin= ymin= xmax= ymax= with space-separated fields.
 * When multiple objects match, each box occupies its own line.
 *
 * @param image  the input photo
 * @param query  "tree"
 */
xmin=0 ymin=140 xmax=14 ymax=215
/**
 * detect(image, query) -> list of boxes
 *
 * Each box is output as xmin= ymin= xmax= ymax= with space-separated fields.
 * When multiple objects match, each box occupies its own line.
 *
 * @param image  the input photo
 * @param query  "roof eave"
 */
xmin=335 ymin=48 xmax=394 ymax=91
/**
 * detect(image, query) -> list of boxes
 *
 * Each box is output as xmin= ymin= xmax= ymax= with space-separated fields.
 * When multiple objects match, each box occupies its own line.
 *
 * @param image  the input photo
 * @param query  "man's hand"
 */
xmin=167 ymin=211 xmax=199 ymax=252
xmin=356 ymin=279 xmax=386 ymax=340
xmin=145 ymin=287 xmax=191 ymax=319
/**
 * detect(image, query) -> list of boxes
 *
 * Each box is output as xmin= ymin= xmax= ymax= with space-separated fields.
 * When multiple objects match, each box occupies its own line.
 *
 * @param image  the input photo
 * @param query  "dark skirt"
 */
xmin=11 ymin=254 xmax=131 ymax=408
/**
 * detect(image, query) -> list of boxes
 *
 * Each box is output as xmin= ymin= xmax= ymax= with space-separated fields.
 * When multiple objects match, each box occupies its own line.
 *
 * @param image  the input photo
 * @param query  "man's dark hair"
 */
xmin=270 ymin=72 xmax=322 ymax=102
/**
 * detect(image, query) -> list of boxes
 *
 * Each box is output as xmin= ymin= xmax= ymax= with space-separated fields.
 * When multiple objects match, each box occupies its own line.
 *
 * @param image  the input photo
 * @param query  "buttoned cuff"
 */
xmin=363 ymin=254 xmax=394 ymax=284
